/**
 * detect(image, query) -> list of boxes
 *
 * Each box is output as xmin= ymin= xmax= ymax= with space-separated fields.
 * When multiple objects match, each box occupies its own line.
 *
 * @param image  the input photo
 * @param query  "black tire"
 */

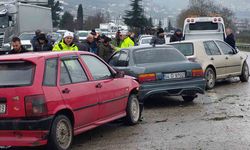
xmin=182 ymin=95 xmax=196 ymax=102
xmin=47 ymin=115 xmax=73 ymax=150
xmin=205 ymin=67 xmax=216 ymax=90
xmin=240 ymin=62 xmax=249 ymax=82
xmin=124 ymin=94 xmax=140 ymax=125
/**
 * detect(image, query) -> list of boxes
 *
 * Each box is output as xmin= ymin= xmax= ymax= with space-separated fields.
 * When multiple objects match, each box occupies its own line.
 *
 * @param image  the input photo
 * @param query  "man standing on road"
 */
xmin=111 ymin=30 xmax=122 ymax=48
xmin=119 ymin=32 xmax=135 ymax=49
xmin=170 ymin=29 xmax=183 ymax=43
xmin=8 ymin=37 xmax=29 ymax=54
xmin=225 ymin=28 xmax=236 ymax=49
xmin=98 ymin=36 xmax=115 ymax=62
xmin=53 ymin=31 xmax=78 ymax=51
xmin=150 ymin=28 xmax=166 ymax=45
xmin=81 ymin=34 xmax=94 ymax=52
xmin=33 ymin=33 xmax=53 ymax=52
xmin=31 ymin=29 xmax=41 ymax=49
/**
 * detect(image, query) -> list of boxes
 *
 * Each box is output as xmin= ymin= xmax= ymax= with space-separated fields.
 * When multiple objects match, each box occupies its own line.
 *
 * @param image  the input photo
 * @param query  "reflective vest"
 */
xmin=120 ymin=37 xmax=135 ymax=49
xmin=53 ymin=40 xmax=78 ymax=51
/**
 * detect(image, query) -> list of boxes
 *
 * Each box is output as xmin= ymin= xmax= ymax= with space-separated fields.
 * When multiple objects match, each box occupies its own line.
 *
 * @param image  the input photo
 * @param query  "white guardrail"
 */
xmin=237 ymin=43 xmax=250 ymax=51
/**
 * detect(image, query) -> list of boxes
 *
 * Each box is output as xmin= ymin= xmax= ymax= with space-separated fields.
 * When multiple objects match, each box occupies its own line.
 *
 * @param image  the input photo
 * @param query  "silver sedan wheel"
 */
xmin=205 ymin=68 xmax=215 ymax=89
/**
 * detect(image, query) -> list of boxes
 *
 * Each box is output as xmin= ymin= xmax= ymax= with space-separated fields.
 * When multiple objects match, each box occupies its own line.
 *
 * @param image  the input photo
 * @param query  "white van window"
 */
xmin=189 ymin=22 xmax=218 ymax=30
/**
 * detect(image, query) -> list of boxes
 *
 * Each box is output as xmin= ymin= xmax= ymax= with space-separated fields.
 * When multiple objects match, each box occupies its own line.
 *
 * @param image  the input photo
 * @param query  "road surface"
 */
xmin=5 ymin=52 xmax=250 ymax=150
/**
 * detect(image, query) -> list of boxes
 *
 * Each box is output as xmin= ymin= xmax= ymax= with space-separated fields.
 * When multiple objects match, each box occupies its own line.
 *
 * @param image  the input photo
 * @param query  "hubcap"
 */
xmin=56 ymin=119 xmax=72 ymax=149
xmin=206 ymin=70 xmax=215 ymax=88
xmin=131 ymin=98 xmax=140 ymax=122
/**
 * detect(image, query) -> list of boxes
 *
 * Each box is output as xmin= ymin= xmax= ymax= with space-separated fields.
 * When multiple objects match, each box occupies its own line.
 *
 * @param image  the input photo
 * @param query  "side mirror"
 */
xmin=115 ymin=71 xmax=125 ymax=78
xmin=118 ymin=61 xmax=128 ymax=67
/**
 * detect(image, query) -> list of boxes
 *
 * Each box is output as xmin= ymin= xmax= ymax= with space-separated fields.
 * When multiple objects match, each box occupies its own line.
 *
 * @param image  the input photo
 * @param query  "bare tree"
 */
xmin=177 ymin=0 xmax=235 ymax=30
xmin=83 ymin=12 xmax=108 ymax=30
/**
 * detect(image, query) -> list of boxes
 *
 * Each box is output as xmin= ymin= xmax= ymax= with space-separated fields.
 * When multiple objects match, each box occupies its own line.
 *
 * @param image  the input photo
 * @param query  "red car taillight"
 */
xmin=138 ymin=73 xmax=156 ymax=83
xmin=25 ymin=95 xmax=48 ymax=117
xmin=192 ymin=69 xmax=204 ymax=77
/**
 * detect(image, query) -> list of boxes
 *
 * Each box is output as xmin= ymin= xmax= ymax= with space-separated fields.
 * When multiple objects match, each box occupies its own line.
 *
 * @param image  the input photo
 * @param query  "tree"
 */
xmin=123 ymin=0 xmax=147 ymax=33
xmin=76 ymin=4 xmax=84 ymax=30
xmin=59 ymin=11 xmax=74 ymax=31
xmin=158 ymin=20 xmax=162 ymax=28
xmin=83 ymin=12 xmax=106 ymax=30
xmin=177 ymin=0 xmax=235 ymax=30
xmin=167 ymin=19 xmax=173 ymax=32
xmin=147 ymin=17 xmax=153 ymax=28
xmin=48 ymin=0 xmax=62 ymax=28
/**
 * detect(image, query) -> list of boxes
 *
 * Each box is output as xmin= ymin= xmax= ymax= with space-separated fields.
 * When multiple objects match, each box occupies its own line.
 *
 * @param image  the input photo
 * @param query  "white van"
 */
xmin=183 ymin=17 xmax=226 ymax=41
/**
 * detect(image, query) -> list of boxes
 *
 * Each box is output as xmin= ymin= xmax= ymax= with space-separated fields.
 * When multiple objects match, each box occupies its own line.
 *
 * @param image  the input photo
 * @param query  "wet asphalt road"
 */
xmin=4 ymin=52 xmax=250 ymax=150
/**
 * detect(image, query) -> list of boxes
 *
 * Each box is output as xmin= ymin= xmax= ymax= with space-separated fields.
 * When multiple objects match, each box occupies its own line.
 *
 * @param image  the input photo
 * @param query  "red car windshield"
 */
xmin=0 ymin=61 xmax=35 ymax=87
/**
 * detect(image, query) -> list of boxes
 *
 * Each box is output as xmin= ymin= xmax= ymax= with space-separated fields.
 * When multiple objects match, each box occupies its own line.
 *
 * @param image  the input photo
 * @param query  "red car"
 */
xmin=0 ymin=51 xmax=142 ymax=150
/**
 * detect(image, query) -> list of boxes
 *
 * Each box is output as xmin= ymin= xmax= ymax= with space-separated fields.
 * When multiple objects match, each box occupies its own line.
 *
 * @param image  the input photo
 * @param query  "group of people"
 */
xmin=9 ymin=29 xmax=136 ymax=62
xmin=8 ymin=27 xmax=236 ymax=61
xmin=150 ymin=27 xmax=236 ymax=49
xmin=150 ymin=28 xmax=183 ymax=45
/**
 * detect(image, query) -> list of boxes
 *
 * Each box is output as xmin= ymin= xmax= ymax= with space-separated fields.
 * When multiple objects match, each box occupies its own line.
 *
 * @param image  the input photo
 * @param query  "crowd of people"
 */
xmin=8 ymin=29 xmax=137 ymax=62
xmin=8 ymin=27 xmax=236 ymax=62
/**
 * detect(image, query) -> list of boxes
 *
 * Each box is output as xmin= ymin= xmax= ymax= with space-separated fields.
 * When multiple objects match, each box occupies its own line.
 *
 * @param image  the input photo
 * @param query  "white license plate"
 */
xmin=0 ymin=104 xmax=6 ymax=114
xmin=164 ymin=72 xmax=186 ymax=80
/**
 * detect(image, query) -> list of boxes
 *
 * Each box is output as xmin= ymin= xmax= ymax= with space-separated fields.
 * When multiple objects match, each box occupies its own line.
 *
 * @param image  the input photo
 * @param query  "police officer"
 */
xmin=53 ymin=31 xmax=78 ymax=51
xmin=119 ymin=32 xmax=135 ymax=49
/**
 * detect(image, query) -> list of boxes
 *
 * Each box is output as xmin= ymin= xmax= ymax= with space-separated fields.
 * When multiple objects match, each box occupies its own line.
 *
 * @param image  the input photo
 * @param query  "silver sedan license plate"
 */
xmin=164 ymin=72 xmax=186 ymax=80
xmin=0 ymin=104 xmax=6 ymax=114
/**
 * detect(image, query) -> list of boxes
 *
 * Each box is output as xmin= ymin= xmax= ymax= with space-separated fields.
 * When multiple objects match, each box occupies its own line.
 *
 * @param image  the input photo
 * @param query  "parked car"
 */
xmin=169 ymin=39 xmax=249 ymax=89
xmin=47 ymin=32 xmax=63 ymax=46
xmin=56 ymin=30 xmax=69 ymax=36
xmin=138 ymin=34 xmax=171 ymax=46
xmin=138 ymin=36 xmax=152 ymax=46
xmin=108 ymin=45 xmax=206 ymax=102
xmin=19 ymin=32 xmax=35 ymax=51
xmin=75 ymin=30 xmax=90 ymax=43
xmin=0 ymin=51 xmax=142 ymax=149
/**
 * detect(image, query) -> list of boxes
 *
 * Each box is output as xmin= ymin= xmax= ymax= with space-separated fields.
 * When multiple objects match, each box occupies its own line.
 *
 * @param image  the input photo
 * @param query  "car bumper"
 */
xmin=138 ymin=78 xmax=205 ymax=100
xmin=0 ymin=116 xmax=53 ymax=147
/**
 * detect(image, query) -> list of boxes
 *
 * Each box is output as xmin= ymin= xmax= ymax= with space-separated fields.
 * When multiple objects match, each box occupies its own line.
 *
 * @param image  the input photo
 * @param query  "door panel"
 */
xmin=216 ymin=41 xmax=242 ymax=75
xmin=96 ymin=79 xmax=128 ymax=119
xmin=59 ymin=58 xmax=98 ymax=128
xmin=203 ymin=41 xmax=226 ymax=78
xmin=81 ymin=54 xmax=128 ymax=120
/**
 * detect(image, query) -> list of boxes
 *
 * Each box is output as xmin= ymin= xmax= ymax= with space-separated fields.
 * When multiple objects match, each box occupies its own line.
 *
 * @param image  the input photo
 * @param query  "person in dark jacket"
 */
xmin=31 ymin=29 xmax=41 ymax=49
xmin=98 ymin=37 xmax=114 ymax=62
xmin=81 ymin=34 xmax=94 ymax=52
xmin=170 ymin=29 xmax=183 ymax=43
xmin=8 ymin=37 xmax=29 ymax=54
xmin=150 ymin=28 xmax=166 ymax=45
xmin=90 ymin=29 xmax=99 ymax=54
xmin=33 ymin=33 xmax=53 ymax=52
xmin=225 ymin=28 xmax=236 ymax=49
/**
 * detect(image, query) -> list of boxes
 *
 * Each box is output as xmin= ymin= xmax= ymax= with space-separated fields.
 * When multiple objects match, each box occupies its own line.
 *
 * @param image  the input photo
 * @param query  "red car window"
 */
xmin=60 ymin=59 xmax=88 ymax=85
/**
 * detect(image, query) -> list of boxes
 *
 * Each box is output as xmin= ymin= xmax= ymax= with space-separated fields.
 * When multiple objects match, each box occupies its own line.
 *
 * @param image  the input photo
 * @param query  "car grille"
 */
xmin=0 ymin=33 xmax=4 ymax=48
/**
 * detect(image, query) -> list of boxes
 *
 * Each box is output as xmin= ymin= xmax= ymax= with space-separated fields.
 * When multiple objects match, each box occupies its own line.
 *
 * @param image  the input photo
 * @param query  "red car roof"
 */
xmin=0 ymin=51 xmax=93 ymax=62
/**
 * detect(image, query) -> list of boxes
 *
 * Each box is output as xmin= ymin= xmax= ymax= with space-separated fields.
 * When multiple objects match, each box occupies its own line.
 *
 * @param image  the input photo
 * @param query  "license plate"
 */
xmin=0 ymin=103 xmax=6 ymax=114
xmin=164 ymin=72 xmax=186 ymax=80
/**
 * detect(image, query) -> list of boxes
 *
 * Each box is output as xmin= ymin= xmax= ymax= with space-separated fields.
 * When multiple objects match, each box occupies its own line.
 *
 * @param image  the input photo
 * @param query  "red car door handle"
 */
xmin=62 ymin=88 xmax=71 ymax=94
xmin=96 ymin=83 xmax=102 ymax=88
